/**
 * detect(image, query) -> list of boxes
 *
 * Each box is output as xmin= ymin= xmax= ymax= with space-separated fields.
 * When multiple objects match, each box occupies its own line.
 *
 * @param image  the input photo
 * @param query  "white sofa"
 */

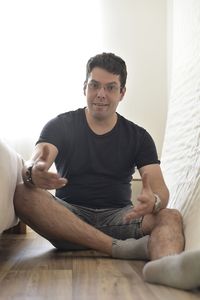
xmin=0 ymin=139 xmax=23 ymax=234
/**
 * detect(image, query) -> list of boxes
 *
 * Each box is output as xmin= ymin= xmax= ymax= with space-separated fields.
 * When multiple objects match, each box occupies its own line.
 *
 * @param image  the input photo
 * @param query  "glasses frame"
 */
xmin=87 ymin=80 xmax=121 ymax=94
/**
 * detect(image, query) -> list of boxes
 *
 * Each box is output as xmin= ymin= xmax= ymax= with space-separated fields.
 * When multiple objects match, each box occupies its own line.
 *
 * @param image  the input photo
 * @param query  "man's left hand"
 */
xmin=124 ymin=173 xmax=156 ymax=222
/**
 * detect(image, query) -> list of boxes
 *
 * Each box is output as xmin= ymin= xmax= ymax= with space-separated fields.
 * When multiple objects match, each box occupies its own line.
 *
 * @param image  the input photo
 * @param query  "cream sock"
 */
xmin=112 ymin=235 xmax=149 ymax=260
xmin=143 ymin=250 xmax=200 ymax=290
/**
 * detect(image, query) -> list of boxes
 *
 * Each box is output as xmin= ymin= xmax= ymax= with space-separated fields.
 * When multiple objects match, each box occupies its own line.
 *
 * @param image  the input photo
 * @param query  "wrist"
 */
xmin=22 ymin=162 xmax=35 ymax=187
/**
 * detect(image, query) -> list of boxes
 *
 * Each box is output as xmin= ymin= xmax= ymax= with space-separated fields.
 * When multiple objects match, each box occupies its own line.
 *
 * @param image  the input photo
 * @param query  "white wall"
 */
xmin=0 ymin=0 xmax=168 ymax=162
xmin=99 ymin=0 xmax=168 ymax=197
xmin=100 ymin=0 xmax=168 ymax=159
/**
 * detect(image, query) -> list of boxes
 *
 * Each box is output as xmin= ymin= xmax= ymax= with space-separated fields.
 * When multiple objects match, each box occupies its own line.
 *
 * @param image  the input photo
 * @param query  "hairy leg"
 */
xmin=143 ymin=250 xmax=200 ymax=290
xmin=14 ymin=184 xmax=112 ymax=254
xmin=14 ymin=184 xmax=149 ymax=259
xmin=142 ymin=208 xmax=185 ymax=260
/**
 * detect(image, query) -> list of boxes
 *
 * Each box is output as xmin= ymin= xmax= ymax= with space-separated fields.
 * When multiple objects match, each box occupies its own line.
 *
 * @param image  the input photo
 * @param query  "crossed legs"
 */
xmin=14 ymin=183 xmax=184 ymax=261
xmin=14 ymin=184 xmax=149 ymax=259
xmin=14 ymin=185 xmax=200 ymax=290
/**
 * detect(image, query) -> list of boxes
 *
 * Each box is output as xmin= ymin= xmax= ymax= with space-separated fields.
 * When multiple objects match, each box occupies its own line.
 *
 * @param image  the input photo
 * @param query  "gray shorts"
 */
xmin=51 ymin=196 xmax=144 ymax=250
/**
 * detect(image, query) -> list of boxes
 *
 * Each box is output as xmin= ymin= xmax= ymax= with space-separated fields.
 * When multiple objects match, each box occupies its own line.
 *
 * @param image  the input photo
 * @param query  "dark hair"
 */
xmin=84 ymin=52 xmax=127 ymax=89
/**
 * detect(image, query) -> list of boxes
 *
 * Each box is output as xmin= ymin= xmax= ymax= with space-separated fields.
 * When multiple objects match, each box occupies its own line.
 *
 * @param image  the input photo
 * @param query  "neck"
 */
xmin=85 ymin=108 xmax=117 ymax=135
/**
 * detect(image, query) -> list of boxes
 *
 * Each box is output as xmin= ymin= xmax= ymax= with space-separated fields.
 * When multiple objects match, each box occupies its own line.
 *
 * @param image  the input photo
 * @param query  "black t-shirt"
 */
xmin=37 ymin=108 xmax=160 ymax=208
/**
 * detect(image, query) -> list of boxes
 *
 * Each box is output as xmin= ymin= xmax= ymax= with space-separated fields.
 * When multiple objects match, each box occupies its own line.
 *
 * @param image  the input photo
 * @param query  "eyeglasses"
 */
xmin=87 ymin=81 xmax=120 ymax=94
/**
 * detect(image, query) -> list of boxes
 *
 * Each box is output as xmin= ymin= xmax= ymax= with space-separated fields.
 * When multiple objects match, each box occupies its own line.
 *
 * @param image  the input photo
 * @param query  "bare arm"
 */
xmin=125 ymin=164 xmax=169 ymax=221
xmin=29 ymin=142 xmax=58 ymax=169
xmin=139 ymin=163 xmax=169 ymax=208
xmin=22 ymin=142 xmax=67 ymax=190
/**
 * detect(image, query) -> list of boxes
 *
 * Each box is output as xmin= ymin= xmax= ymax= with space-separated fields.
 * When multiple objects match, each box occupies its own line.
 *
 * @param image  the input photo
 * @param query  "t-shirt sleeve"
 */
xmin=36 ymin=117 xmax=63 ymax=151
xmin=135 ymin=130 xmax=160 ymax=169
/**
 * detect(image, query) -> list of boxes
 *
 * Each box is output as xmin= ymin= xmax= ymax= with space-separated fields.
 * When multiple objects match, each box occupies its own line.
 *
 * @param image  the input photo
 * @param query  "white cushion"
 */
xmin=0 ymin=139 xmax=23 ymax=233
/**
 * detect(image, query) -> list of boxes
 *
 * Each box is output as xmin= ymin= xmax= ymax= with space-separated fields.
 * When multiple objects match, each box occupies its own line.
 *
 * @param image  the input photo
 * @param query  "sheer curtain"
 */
xmin=0 ymin=0 xmax=104 ymax=159
xmin=161 ymin=0 xmax=200 ymax=250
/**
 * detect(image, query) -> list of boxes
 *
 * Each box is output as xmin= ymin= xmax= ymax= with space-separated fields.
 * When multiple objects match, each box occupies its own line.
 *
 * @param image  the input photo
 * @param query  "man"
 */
xmin=14 ymin=52 xmax=184 ymax=263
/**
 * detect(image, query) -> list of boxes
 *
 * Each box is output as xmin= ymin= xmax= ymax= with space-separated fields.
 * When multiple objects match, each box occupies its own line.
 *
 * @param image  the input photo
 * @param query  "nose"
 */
xmin=97 ymin=86 xmax=106 ymax=98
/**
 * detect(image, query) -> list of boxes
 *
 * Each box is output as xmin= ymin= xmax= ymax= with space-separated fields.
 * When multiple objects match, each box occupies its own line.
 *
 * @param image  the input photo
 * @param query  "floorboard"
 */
xmin=0 ymin=231 xmax=200 ymax=300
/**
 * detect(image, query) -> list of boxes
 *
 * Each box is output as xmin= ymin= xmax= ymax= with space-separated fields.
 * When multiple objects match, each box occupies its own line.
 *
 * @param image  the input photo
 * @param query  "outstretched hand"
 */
xmin=31 ymin=145 xmax=67 ymax=190
xmin=124 ymin=173 xmax=155 ymax=222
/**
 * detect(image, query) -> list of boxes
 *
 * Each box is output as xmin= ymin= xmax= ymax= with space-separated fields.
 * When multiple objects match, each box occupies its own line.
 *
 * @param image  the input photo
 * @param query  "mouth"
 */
xmin=93 ymin=103 xmax=109 ymax=107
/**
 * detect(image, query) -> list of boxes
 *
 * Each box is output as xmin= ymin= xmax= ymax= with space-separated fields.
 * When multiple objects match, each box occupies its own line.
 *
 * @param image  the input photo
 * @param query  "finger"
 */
xmin=40 ymin=171 xmax=67 ymax=183
xmin=54 ymin=177 xmax=68 ymax=186
xmin=124 ymin=211 xmax=142 ymax=222
xmin=38 ymin=177 xmax=68 ymax=190
xmin=124 ymin=207 xmax=144 ymax=222
xmin=54 ymin=178 xmax=68 ymax=188
xmin=141 ymin=173 xmax=151 ymax=190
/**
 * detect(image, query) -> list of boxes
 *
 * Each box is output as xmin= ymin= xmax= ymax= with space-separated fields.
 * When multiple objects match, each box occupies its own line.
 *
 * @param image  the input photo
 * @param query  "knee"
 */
xmin=14 ymin=184 xmax=28 ymax=213
xmin=156 ymin=208 xmax=183 ymax=226
xmin=14 ymin=183 xmax=39 ymax=214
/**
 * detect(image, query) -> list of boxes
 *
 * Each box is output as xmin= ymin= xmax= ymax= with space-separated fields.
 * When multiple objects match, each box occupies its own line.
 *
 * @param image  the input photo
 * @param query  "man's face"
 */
xmin=84 ymin=67 xmax=126 ymax=121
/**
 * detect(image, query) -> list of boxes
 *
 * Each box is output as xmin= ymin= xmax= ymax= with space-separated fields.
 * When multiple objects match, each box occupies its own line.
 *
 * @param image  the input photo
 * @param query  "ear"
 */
xmin=83 ymin=82 xmax=87 ymax=96
xmin=119 ymin=87 xmax=126 ymax=101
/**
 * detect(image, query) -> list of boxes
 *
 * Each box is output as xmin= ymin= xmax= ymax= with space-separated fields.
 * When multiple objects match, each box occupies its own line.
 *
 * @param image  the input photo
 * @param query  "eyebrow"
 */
xmin=89 ymin=79 xmax=118 ymax=86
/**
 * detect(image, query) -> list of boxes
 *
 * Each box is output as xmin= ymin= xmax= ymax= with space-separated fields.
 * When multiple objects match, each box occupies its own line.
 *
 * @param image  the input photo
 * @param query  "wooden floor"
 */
xmin=0 ymin=231 xmax=200 ymax=300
